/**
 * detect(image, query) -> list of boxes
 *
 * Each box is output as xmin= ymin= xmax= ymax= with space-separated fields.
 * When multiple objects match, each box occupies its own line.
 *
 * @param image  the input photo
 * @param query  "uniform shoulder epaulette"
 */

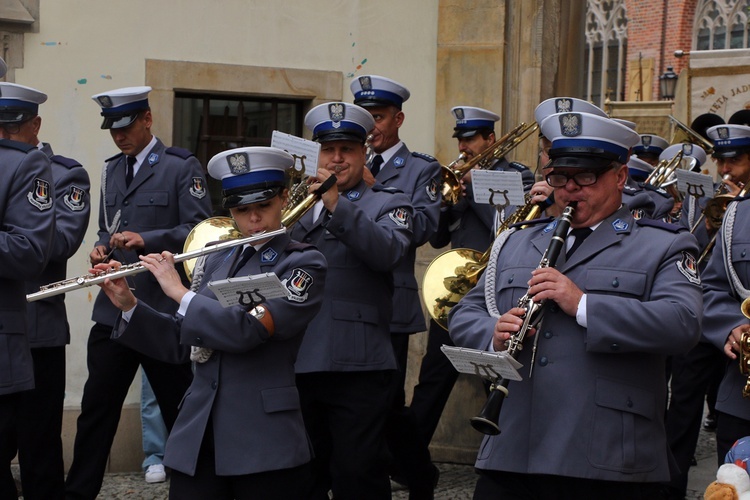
xmin=0 ymin=138 xmax=35 ymax=153
xmin=636 ymin=218 xmax=683 ymax=233
xmin=509 ymin=216 xmax=554 ymax=230
xmin=286 ymin=241 xmax=315 ymax=252
xmin=50 ymin=154 xmax=83 ymax=169
xmin=411 ymin=151 xmax=437 ymax=163
xmin=166 ymin=146 xmax=195 ymax=159
xmin=372 ymin=184 xmax=404 ymax=194
xmin=508 ymin=161 xmax=531 ymax=172
xmin=640 ymin=183 xmax=670 ymax=198
xmin=105 ymin=151 xmax=124 ymax=162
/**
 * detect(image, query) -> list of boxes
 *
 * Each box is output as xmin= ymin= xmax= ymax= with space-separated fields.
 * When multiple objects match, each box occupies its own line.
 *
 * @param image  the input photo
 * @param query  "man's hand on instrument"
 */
xmin=493 ymin=307 xmax=534 ymax=352
xmin=109 ymin=231 xmax=145 ymax=251
xmin=724 ymin=325 xmax=750 ymax=359
xmin=310 ymin=168 xmax=339 ymax=213
xmin=90 ymin=245 xmax=109 ymax=265
xmin=527 ymin=267 xmax=583 ymax=317
xmin=139 ymin=252 xmax=188 ymax=304
xmin=91 ymin=260 xmax=137 ymax=311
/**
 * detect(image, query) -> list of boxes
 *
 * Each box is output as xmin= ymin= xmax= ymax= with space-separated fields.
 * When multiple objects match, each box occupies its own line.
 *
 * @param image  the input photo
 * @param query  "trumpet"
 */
xmin=471 ymin=202 xmax=576 ymax=435
xmin=27 ymin=175 xmax=339 ymax=303
xmin=689 ymin=174 xmax=731 ymax=234
xmin=441 ymin=121 xmax=538 ymax=205
xmin=696 ymin=180 xmax=750 ymax=265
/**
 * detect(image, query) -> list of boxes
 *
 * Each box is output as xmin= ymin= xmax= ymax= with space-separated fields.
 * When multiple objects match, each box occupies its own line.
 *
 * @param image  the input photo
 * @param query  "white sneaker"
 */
xmin=145 ymin=463 xmax=167 ymax=483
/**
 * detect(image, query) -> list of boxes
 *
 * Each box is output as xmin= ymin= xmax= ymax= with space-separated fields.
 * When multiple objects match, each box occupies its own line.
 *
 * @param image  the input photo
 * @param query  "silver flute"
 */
xmin=26 ymin=227 xmax=287 ymax=302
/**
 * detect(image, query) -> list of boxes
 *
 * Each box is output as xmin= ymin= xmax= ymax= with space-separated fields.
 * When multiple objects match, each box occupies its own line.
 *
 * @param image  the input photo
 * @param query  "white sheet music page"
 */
xmin=441 ymin=345 xmax=524 ymax=381
xmin=271 ymin=131 xmax=320 ymax=178
xmin=208 ymin=272 xmax=288 ymax=308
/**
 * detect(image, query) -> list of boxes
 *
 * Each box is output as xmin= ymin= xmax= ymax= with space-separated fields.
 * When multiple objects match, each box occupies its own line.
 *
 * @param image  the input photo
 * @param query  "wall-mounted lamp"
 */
xmin=659 ymin=66 xmax=678 ymax=100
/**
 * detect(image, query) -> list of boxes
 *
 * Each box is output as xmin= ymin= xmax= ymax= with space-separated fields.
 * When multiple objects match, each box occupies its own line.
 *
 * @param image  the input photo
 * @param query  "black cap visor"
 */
xmin=712 ymin=147 xmax=750 ymax=159
xmin=222 ymin=184 xmax=284 ymax=209
xmin=548 ymin=146 xmax=619 ymax=169
xmin=0 ymin=110 xmax=33 ymax=124
xmin=353 ymin=97 xmax=401 ymax=110
xmin=452 ymin=127 xmax=494 ymax=139
xmin=314 ymin=130 xmax=367 ymax=144
xmin=100 ymin=112 xmax=141 ymax=130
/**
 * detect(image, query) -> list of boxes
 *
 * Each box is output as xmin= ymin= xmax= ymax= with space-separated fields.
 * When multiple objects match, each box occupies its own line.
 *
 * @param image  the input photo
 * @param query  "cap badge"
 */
xmin=260 ymin=247 xmax=278 ymax=263
xmin=682 ymin=143 xmax=694 ymax=155
xmin=555 ymin=98 xmax=572 ymax=113
xmin=718 ymin=127 xmax=730 ymax=140
xmin=359 ymin=76 xmax=372 ymax=91
xmin=642 ymin=136 xmax=652 ymax=148
xmin=328 ymin=103 xmax=344 ymax=127
xmin=560 ymin=113 xmax=581 ymax=137
xmin=454 ymin=108 xmax=465 ymax=120
xmin=227 ymin=152 xmax=250 ymax=174
xmin=97 ymin=96 xmax=113 ymax=108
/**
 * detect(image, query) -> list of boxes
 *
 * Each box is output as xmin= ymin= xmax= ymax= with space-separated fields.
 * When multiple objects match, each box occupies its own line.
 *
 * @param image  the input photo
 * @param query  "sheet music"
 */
xmin=441 ymin=345 xmax=523 ymax=381
xmin=471 ymin=170 xmax=526 ymax=206
xmin=207 ymin=272 xmax=288 ymax=308
xmin=675 ymin=169 xmax=715 ymax=200
xmin=271 ymin=131 xmax=320 ymax=177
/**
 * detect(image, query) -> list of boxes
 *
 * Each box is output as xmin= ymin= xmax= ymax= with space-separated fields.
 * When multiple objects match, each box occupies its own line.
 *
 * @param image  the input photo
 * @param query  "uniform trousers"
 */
xmin=16 ymin=346 xmax=66 ymax=500
xmin=297 ymin=370 xmax=393 ymax=500
xmin=385 ymin=333 xmax=437 ymax=499
xmin=473 ymin=469 xmax=663 ymax=500
xmin=169 ymin=419 xmax=312 ymax=500
xmin=664 ymin=341 xmax=726 ymax=497
xmin=0 ymin=393 xmax=20 ymax=500
xmin=65 ymin=323 xmax=193 ymax=500
xmin=409 ymin=320 xmax=459 ymax=446
xmin=716 ymin=411 xmax=750 ymax=466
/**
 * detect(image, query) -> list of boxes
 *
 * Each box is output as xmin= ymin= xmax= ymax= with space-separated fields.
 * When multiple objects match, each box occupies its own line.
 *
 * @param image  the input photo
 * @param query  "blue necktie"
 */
xmin=229 ymin=246 xmax=256 ymax=277
xmin=125 ymin=156 xmax=136 ymax=187
xmin=371 ymin=155 xmax=384 ymax=177
xmin=566 ymin=228 xmax=592 ymax=259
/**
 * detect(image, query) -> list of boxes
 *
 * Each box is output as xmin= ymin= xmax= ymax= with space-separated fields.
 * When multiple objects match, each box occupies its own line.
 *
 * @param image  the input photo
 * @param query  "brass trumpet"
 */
xmin=696 ymin=181 xmax=750 ymax=265
xmin=441 ymin=122 xmax=538 ymax=205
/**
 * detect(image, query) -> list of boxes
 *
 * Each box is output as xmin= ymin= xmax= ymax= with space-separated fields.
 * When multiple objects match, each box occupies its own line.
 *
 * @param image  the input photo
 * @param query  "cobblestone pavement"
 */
xmin=15 ymin=421 xmax=720 ymax=499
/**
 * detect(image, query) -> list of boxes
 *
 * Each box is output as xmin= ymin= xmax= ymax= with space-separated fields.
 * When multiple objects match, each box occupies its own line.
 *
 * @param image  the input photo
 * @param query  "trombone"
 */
xmin=440 ymin=121 xmax=538 ymax=205
xmin=668 ymin=115 xmax=714 ymax=155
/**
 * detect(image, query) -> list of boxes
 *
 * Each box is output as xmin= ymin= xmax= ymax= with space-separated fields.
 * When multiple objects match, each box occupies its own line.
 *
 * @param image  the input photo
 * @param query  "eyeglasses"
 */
xmin=0 ymin=118 xmax=31 ymax=135
xmin=545 ymin=167 xmax=613 ymax=187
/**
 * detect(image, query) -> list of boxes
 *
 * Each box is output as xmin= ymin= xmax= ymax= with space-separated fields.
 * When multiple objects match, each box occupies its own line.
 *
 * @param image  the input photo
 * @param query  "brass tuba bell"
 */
xmin=182 ymin=216 xmax=243 ymax=281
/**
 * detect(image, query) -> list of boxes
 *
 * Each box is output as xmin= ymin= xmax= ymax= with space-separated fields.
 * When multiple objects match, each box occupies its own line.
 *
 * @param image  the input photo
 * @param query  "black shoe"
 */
xmin=703 ymin=413 xmax=717 ymax=431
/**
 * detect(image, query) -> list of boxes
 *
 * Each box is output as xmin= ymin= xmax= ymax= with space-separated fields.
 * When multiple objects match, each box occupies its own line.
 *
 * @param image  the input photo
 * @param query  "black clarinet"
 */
xmin=470 ymin=202 xmax=577 ymax=435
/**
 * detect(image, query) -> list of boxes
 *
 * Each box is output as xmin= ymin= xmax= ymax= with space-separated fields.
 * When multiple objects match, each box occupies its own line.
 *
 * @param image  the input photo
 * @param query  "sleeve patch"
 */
xmin=28 ymin=178 xmax=53 ymax=211
xmin=677 ymin=251 xmax=701 ymax=285
xmin=64 ymin=185 xmax=87 ymax=211
xmin=389 ymin=207 xmax=411 ymax=228
xmin=426 ymin=178 xmax=439 ymax=202
xmin=190 ymin=177 xmax=207 ymax=199
xmin=282 ymin=268 xmax=314 ymax=303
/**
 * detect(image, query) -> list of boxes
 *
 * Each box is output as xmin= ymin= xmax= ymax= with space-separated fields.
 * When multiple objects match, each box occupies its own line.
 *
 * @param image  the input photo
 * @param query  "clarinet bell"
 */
xmin=470 ymin=381 xmax=508 ymax=435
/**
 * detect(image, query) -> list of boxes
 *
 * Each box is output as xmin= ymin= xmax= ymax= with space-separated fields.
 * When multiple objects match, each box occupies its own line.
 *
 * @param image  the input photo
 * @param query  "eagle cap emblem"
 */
xmin=227 ymin=153 xmax=250 ymax=174
xmin=359 ymin=76 xmax=372 ymax=91
xmin=718 ymin=127 xmax=730 ymax=139
xmin=560 ymin=113 xmax=582 ymax=137
xmin=328 ymin=103 xmax=345 ymax=123
xmin=555 ymin=98 xmax=572 ymax=113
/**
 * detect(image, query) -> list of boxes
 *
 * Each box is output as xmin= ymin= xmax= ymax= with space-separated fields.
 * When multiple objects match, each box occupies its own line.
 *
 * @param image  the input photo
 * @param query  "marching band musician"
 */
xmin=290 ymin=102 xmax=413 ymax=499
xmin=0 ymin=82 xmax=90 ymax=500
xmin=66 ymin=86 xmax=213 ymax=500
xmin=410 ymin=105 xmax=540 ymax=470
xmin=350 ymin=75 xmax=441 ymax=496
xmin=663 ymin=141 xmax=723 ymax=499
xmin=696 ymin=122 xmax=750 ymax=465
xmin=449 ymin=110 xmax=702 ymax=498
xmin=634 ymin=133 xmax=670 ymax=167
xmin=0 ymin=57 xmax=57 ymax=500
xmin=94 ymin=146 xmax=327 ymax=499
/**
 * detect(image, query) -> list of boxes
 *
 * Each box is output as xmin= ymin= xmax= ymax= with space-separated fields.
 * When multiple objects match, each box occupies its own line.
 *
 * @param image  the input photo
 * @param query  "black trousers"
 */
xmin=15 ymin=346 xmax=66 ymax=500
xmin=385 ymin=333 xmax=436 ymax=499
xmin=664 ymin=341 xmax=725 ymax=497
xmin=65 ymin=323 xmax=193 ymax=500
xmin=409 ymin=320 xmax=459 ymax=446
xmin=473 ymin=469 xmax=662 ymax=500
xmin=169 ymin=422 xmax=312 ymax=499
xmin=0 ymin=393 xmax=20 ymax=500
xmin=297 ymin=370 xmax=393 ymax=500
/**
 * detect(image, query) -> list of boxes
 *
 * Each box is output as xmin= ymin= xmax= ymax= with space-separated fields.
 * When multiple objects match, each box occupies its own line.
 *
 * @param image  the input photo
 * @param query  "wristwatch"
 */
xmin=249 ymin=305 xmax=265 ymax=319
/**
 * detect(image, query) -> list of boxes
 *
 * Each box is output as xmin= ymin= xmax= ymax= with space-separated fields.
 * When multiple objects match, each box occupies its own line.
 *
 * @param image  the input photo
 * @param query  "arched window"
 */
xmin=585 ymin=0 xmax=628 ymax=107
xmin=694 ymin=0 xmax=750 ymax=50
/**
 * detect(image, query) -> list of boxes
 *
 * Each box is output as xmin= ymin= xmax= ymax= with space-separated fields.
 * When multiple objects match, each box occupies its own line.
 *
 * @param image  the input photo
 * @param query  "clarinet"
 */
xmin=470 ymin=201 xmax=577 ymax=435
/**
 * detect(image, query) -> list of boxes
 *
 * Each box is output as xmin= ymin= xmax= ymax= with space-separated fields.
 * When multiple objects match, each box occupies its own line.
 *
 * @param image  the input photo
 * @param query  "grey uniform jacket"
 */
xmin=0 ymin=139 xmax=55 ymax=395
xmin=621 ymin=180 xmax=658 ymax=220
xmin=449 ymin=206 xmax=702 ymax=482
xmin=290 ymin=180 xmax=413 ymax=373
xmin=702 ymin=197 xmax=750 ymax=420
xmin=374 ymin=144 xmax=441 ymax=333
xmin=25 ymin=144 xmax=90 ymax=347
xmin=112 ymin=233 xmax=326 ymax=476
xmin=93 ymin=139 xmax=212 ymax=327
xmin=431 ymin=158 xmax=533 ymax=252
